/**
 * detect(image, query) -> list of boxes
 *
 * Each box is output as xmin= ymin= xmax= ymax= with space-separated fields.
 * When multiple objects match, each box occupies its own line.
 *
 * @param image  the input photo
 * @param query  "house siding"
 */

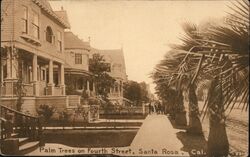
xmin=65 ymin=49 xmax=89 ymax=71
xmin=1 ymin=0 xmax=65 ymax=63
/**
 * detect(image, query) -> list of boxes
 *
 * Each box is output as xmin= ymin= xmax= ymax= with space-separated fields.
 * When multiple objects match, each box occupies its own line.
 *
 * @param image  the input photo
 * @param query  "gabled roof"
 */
xmin=91 ymin=47 xmax=127 ymax=80
xmin=54 ymin=10 xmax=71 ymax=28
xmin=64 ymin=32 xmax=90 ymax=50
xmin=92 ymin=48 xmax=125 ymax=66
xmin=32 ymin=0 xmax=70 ymax=28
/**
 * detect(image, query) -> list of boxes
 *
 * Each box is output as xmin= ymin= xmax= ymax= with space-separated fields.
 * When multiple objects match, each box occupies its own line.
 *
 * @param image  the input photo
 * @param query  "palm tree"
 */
xmin=173 ymin=1 xmax=249 ymax=156
xmin=153 ymin=22 xmax=206 ymax=135
xmin=153 ymin=1 xmax=248 ymax=156
xmin=199 ymin=1 xmax=249 ymax=156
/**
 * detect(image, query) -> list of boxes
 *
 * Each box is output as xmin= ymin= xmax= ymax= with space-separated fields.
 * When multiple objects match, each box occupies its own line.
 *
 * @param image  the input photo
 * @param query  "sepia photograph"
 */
xmin=0 ymin=0 xmax=249 ymax=156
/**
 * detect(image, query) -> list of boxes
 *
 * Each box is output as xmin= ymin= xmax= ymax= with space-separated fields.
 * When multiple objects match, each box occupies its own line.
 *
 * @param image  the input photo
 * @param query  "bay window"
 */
xmin=31 ymin=11 xmax=39 ymax=38
xmin=21 ymin=6 xmax=28 ymax=34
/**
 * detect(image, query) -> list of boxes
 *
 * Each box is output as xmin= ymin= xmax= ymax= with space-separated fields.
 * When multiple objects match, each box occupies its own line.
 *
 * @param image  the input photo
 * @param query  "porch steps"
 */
xmin=11 ymin=133 xmax=19 ymax=138
xmin=18 ymin=137 xmax=30 ymax=146
xmin=19 ymin=141 xmax=40 ymax=155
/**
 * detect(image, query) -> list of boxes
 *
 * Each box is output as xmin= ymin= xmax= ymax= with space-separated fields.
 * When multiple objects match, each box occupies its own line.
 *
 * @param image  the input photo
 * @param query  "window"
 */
xmin=46 ymin=26 xmax=53 ymax=43
xmin=57 ymin=31 xmax=62 ymax=52
xmin=53 ymin=73 xmax=59 ymax=86
xmin=77 ymin=79 xmax=83 ymax=90
xmin=31 ymin=11 xmax=39 ymax=38
xmin=75 ymin=53 xmax=82 ymax=64
xmin=21 ymin=6 xmax=28 ymax=33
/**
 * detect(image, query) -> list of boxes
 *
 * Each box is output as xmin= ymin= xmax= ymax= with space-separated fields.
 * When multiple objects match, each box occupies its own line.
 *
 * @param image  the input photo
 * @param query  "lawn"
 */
xmin=44 ymin=121 xmax=143 ymax=127
xmin=99 ymin=114 xmax=147 ymax=119
xmin=43 ymin=129 xmax=138 ymax=147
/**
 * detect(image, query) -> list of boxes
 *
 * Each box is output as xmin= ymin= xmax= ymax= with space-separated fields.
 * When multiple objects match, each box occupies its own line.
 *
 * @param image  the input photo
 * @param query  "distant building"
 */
xmin=90 ymin=48 xmax=128 ymax=105
xmin=64 ymin=31 xmax=95 ymax=98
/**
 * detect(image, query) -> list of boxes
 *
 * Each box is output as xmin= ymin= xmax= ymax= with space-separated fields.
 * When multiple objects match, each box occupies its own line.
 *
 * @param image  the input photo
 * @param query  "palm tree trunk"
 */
xmin=207 ymin=78 xmax=229 ymax=157
xmin=175 ymin=90 xmax=187 ymax=126
xmin=187 ymin=84 xmax=203 ymax=135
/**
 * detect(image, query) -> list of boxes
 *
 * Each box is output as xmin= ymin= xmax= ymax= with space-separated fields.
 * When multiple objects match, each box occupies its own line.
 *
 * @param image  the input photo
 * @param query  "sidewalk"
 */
xmin=129 ymin=114 xmax=189 ymax=156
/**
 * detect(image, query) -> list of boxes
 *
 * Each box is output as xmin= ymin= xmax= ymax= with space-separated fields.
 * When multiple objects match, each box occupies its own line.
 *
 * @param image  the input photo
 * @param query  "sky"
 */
xmin=49 ymin=0 xmax=230 ymax=94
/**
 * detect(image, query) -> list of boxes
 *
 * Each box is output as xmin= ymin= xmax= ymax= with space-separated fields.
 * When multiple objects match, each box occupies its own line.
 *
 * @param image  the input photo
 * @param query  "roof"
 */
xmin=64 ymin=66 xmax=92 ymax=77
xmin=54 ymin=10 xmax=71 ymax=28
xmin=32 ymin=0 xmax=70 ymax=28
xmin=91 ymin=47 xmax=127 ymax=80
xmin=64 ymin=32 xmax=90 ymax=50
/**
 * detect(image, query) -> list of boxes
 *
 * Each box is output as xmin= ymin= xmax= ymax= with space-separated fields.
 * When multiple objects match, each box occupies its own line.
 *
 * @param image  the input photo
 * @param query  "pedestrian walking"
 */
xmin=149 ymin=102 xmax=152 ymax=114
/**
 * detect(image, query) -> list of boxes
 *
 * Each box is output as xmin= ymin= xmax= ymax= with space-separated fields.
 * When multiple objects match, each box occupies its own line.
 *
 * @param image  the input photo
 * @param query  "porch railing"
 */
xmin=109 ymin=93 xmax=120 ymax=97
xmin=54 ymin=86 xmax=63 ymax=96
xmin=0 ymin=83 xmax=34 ymax=96
xmin=0 ymin=105 xmax=42 ymax=142
xmin=0 ymin=85 xmax=6 ymax=95
xmin=22 ymin=84 xmax=34 ymax=96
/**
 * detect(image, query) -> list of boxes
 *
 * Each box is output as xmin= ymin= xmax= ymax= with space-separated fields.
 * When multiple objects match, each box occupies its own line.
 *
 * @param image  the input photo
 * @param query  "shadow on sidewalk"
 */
xmin=176 ymin=131 xmax=207 ymax=157
xmin=168 ymin=116 xmax=188 ymax=130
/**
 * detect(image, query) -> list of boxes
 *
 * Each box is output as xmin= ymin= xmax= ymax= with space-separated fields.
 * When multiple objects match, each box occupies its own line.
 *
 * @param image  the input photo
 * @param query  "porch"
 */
xmin=0 ymin=47 xmax=65 ymax=97
xmin=64 ymin=68 xmax=95 ymax=97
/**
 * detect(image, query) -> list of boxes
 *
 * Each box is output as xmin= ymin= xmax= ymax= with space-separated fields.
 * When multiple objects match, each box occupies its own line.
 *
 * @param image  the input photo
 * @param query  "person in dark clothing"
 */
xmin=149 ymin=102 xmax=152 ymax=114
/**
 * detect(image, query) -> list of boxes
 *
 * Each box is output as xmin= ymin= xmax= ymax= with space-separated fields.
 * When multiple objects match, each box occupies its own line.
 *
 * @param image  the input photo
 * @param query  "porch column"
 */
xmin=86 ymin=80 xmax=90 ymax=96
xmin=4 ymin=47 xmax=18 ymax=96
xmin=93 ymin=82 xmax=95 ymax=94
xmin=11 ymin=49 xmax=17 ymax=79
xmin=60 ymin=64 xmax=65 ymax=95
xmin=6 ymin=49 xmax=11 ymax=79
xmin=0 ymin=64 xmax=3 ymax=86
xmin=47 ymin=60 xmax=54 ymax=95
xmin=33 ymin=54 xmax=39 ymax=96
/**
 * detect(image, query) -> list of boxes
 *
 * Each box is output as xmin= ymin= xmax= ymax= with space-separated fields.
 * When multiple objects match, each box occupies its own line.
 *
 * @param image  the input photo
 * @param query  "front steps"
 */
xmin=19 ymin=141 xmax=40 ymax=155
xmin=1 ymin=133 xmax=40 ymax=155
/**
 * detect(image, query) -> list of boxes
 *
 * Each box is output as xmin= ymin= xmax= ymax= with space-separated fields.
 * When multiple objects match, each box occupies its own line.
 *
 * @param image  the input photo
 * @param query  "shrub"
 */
xmin=59 ymin=110 xmax=71 ymax=128
xmin=88 ymin=97 xmax=100 ymax=106
xmin=37 ymin=104 xmax=56 ymax=123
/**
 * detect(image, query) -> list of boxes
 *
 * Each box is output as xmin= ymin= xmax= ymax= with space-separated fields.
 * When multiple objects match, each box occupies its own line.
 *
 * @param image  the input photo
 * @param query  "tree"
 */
xmin=200 ymin=1 xmax=249 ymax=156
xmin=124 ymin=81 xmax=141 ymax=105
xmin=89 ymin=53 xmax=115 ymax=102
xmin=153 ymin=1 xmax=248 ymax=156
xmin=123 ymin=80 xmax=150 ymax=106
xmin=139 ymin=82 xmax=150 ymax=103
xmin=167 ymin=1 xmax=248 ymax=156
xmin=152 ymin=49 xmax=200 ymax=131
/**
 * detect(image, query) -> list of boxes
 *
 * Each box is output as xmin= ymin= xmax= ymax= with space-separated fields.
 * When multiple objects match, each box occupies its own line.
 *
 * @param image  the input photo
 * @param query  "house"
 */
xmin=90 ymin=48 xmax=128 ymax=105
xmin=0 ymin=0 xmax=72 ymax=114
xmin=0 ymin=0 xmax=129 ymax=114
xmin=64 ymin=31 xmax=96 ymax=104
